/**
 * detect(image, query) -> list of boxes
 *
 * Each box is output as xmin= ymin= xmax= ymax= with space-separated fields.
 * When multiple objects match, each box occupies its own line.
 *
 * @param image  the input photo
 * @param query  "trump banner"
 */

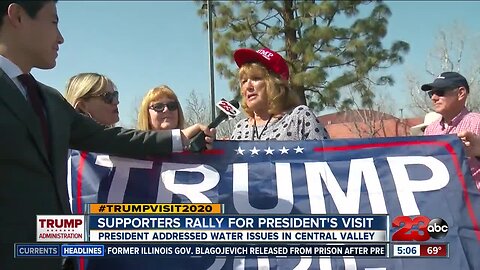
xmin=68 ymin=135 xmax=480 ymax=270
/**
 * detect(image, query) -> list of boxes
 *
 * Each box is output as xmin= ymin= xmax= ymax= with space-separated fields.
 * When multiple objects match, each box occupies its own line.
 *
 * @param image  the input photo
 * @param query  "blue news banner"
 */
xmin=42 ymin=136 xmax=480 ymax=269
xmin=16 ymin=215 xmax=388 ymax=257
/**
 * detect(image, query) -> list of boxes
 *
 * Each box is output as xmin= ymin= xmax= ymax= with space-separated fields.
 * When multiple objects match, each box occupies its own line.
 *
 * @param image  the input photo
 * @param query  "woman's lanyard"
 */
xmin=252 ymin=115 xmax=273 ymax=141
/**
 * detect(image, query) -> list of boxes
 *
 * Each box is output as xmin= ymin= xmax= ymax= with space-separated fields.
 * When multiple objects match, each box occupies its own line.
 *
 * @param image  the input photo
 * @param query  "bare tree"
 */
xmin=409 ymin=22 xmax=480 ymax=116
xmin=184 ymin=90 xmax=241 ymax=139
xmin=121 ymin=96 xmax=141 ymax=129
xmin=184 ymin=90 xmax=210 ymax=127
xmin=407 ymin=71 xmax=431 ymax=115
xmin=347 ymin=111 xmax=388 ymax=139
xmin=339 ymin=88 xmax=398 ymax=138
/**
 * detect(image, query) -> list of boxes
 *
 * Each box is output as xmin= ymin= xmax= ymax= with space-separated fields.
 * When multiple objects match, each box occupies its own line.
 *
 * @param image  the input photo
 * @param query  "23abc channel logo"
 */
xmin=392 ymin=216 xmax=449 ymax=241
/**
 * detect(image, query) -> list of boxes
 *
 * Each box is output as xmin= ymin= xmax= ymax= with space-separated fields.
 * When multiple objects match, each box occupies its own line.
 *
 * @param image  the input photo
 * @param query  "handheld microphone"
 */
xmin=189 ymin=99 xmax=240 ymax=152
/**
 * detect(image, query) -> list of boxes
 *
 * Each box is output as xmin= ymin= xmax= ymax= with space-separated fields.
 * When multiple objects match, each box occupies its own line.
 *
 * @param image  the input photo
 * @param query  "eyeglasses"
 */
xmin=86 ymin=91 xmax=119 ymax=104
xmin=427 ymin=87 xmax=458 ymax=98
xmin=149 ymin=101 xmax=178 ymax=112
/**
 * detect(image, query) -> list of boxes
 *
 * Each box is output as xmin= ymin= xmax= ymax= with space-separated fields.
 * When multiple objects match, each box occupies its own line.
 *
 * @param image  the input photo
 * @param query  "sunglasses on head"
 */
xmin=149 ymin=101 xmax=178 ymax=112
xmin=87 ymin=91 xmax=119 ymax=104
xmin=427 ymin=87 xmax=458 ymax=98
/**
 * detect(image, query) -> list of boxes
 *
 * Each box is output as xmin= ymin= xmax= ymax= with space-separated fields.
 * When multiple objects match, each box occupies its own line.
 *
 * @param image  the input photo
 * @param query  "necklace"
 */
xmin=252 ymin=115 xmax=273 ymax=141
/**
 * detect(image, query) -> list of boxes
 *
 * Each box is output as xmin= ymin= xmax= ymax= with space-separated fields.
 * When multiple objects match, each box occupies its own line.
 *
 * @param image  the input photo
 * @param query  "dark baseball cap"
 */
xmin=421 ymin=72 xmax=469 ymax=92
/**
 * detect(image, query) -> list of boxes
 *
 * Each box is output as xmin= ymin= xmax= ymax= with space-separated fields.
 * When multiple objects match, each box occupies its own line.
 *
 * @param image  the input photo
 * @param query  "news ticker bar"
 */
xmin=15 ymin=243 xmax=388 ymax=258
xmin=87 ymin=204 xmax=223 ymax=214
xmin=391 ymin=243 xmax=449 ymax=258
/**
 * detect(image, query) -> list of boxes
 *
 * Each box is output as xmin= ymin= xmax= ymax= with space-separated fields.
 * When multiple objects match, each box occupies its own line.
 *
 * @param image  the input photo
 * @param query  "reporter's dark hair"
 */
xmin=0 ymin=1 xmax=56 ymax=28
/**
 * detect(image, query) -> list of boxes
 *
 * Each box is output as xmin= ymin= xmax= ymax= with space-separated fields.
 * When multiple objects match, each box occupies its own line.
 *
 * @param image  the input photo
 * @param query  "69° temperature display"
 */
xmin=392 ymin=244 xmax=448 ymax=257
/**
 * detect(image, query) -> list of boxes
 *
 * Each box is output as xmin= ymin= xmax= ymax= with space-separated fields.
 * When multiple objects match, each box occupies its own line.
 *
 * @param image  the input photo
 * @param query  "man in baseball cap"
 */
xmin=420 ymin=71 xmax=480 ymax=190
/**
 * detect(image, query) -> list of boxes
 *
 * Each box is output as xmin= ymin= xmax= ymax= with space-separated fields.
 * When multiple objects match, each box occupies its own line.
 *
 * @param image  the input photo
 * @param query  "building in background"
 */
xmin=318 ymin=109 xmax=423 ymax=138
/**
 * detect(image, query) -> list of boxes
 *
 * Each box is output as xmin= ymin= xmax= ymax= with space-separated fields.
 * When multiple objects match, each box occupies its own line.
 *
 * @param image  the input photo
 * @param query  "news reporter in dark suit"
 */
xmin=0 ymin=1 xmax=214 ymax=269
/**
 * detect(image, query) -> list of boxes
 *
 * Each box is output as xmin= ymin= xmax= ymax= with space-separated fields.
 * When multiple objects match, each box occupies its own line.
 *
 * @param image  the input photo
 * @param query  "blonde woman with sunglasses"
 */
xmin=65 ymin=72 xmax=120 ymax=126
xmin=137 ymin=85 xmax=186 ymax=130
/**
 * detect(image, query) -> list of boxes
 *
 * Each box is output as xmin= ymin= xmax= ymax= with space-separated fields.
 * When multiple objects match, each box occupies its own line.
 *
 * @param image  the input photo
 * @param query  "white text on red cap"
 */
xmin=257 ymin=49 xmax=274 ymax=60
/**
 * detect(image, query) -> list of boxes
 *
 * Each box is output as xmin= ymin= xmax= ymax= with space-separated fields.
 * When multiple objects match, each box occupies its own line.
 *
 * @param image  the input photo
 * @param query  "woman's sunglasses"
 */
xmin=427 ymin=87 xmax=458 ymax=98
xmin=149 ymin=102 xmax=178 ymax=112
xmin=87 ymin=91 xmax=119 ymax=104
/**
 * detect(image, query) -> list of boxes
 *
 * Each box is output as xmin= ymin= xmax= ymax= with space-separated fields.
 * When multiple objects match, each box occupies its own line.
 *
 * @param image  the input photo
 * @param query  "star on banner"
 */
xmin=279 ymin=146 xmax=289 ymax=155
xmin=294 ymin=146 xmax=304 ymax=154
xmin=250 ymin=146 xmax=260 ymax=155
xmin=235 ymin=146 xmax=245 ymax=155
xmin=264 ymin=147 xmax=274 ymax=155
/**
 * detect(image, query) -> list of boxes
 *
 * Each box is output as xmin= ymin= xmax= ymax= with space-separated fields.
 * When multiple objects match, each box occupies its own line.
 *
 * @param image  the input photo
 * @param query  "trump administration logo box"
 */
xmin=36 ymin=215 xmax=85 ymax=242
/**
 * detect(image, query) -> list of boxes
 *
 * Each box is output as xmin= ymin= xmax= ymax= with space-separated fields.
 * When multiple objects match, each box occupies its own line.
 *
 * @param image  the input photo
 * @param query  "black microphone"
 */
xmin=188 ymin=99 xmax=240 ymax=152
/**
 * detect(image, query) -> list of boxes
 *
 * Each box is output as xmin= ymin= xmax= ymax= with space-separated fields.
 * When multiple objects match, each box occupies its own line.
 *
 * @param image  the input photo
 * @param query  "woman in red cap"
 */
xmin=230 ymin=47 xmax=329 ymax=141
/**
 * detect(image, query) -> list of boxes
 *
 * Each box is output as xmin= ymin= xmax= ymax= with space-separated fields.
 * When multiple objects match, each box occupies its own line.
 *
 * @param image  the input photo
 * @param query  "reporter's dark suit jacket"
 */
xmin=0 ymin=70 xmax=174 ymax=270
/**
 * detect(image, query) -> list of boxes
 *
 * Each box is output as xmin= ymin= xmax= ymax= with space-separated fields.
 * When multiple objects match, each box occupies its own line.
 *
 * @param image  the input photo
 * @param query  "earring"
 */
xmin=74 ymin=103 xmax=92 ymax=118
xmin=77 ymin=108 xmax=93 ymax=119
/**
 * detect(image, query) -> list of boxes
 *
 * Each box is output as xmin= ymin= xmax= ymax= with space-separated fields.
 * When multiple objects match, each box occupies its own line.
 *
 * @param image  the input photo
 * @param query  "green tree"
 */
xmin=198 ymin=0 xmax=409 ymax=111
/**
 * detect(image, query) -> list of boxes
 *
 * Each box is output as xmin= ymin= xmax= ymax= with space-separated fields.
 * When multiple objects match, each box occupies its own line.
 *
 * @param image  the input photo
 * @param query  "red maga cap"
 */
xmin=234 ymin=48 xmax=289 ymax=81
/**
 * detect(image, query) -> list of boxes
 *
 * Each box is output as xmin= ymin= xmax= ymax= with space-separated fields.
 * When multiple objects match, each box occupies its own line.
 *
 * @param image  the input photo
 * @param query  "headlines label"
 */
xmin=61 ymin=244 xmax=104 ymax=257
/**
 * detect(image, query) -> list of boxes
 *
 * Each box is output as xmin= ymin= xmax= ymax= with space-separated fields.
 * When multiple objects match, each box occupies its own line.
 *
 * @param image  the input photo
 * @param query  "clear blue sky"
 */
xmin=33 ymin=1 xmax=480 ymax=127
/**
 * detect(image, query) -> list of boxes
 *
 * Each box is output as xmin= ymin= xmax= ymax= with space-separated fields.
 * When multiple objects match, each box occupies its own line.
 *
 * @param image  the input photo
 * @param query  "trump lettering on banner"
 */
xmin=68 ymin=135 xmax=480 ymax=270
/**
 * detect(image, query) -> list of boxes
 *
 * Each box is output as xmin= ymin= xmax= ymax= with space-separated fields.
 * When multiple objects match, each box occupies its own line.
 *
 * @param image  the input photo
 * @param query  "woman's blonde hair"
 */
xmin=238 ymin=63 xmax=301 ymax=118
xmin=65 ymin=72 xmax=116 ymax=111
xmin=137 ymin=85 xmax=185 ymax=130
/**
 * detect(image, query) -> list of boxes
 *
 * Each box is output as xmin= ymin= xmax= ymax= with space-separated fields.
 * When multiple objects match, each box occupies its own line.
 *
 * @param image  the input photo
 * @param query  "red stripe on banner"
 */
xmin=76 ymin=151 xmax=88 ymax=214
xmin=444 ymin=143 xmax=480 ymax=242
xmin=178 ymin=149 xmax=225 ymax=155
xmin=79 ymin=257 xmax=85 ymax=270
xmin=76 ymin=151 xmax=88 ymax=270
xmin=313 ymin=140 xmax=443 ymax=152
xmin=314 ymin=140 xmax=480 ymax=242
xmin=203 ymin=149 xmax=225 ymax=155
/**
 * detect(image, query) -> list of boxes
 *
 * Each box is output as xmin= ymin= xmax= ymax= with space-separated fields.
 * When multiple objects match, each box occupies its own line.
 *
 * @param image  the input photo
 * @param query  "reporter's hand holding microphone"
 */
xmin=180 ymin=124 xmax=216 ymax=150
xmin=181 ymin=99 xmax=240 ymax=152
